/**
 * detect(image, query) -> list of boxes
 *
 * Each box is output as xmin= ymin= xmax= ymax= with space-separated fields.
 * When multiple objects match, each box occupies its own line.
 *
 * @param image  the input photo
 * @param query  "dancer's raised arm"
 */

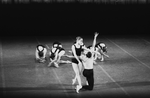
xmin=92 ymin=32 xmax=99 ymax=51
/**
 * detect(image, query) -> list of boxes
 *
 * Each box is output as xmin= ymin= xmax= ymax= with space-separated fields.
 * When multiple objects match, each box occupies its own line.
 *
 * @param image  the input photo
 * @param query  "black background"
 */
xmin=1 ymin=2 xmax=150 ymax=37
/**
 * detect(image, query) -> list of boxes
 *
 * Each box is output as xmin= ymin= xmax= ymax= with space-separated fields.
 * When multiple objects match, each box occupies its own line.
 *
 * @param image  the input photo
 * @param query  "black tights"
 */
xmin=82 ymin=69 xmax=94 ymax=90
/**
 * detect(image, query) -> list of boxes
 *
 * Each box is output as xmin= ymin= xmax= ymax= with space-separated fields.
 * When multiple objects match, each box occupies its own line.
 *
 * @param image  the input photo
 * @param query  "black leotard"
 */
xmin=37 ymin=45 xmax=45 ymax=57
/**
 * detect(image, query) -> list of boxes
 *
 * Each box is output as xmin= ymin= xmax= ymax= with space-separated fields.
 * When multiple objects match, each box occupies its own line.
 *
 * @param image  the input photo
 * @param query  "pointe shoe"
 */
xmin=72 ymin=79 xmax=76 ymax=85
xmin=54 ymin=63 xmax=59 ymax=68
xmin=100 ymin=58 xmax=104 ymax=61
xmin=48 ymin=62 xmax=52 ymax=67
xmin=76 ymin=85 xmax=82 ymax=93
xmin=86 ymin=81 xmax=89 ymax=85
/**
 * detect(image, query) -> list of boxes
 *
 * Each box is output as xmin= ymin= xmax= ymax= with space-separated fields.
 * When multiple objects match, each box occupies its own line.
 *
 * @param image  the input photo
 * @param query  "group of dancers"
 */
xmin=35 ymin=32 xmax=109 ymax=93
xmin=35 ymin=41 xmax=71 ymax=67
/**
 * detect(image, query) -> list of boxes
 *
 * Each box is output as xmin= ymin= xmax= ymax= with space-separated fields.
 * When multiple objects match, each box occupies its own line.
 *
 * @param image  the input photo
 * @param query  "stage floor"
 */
xmin=0 ymin=35 xmax=150 ymax=98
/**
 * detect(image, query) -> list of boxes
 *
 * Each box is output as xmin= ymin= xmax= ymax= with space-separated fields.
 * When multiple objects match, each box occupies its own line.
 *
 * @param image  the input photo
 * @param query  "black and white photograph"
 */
xmin=1 ymin=0 xmax=150 ymax=98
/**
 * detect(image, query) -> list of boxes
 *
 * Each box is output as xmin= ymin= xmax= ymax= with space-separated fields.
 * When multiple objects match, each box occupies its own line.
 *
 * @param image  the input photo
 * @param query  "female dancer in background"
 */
xmin=35 ymin=44 xmax=47 ymax=63
xmin=48 ymin=42 xmax=70 ymax=67
xmin=87 ymin=42 xmax=109 ymax=64
xmin=95 ymin=42 xmax=109 ymax=61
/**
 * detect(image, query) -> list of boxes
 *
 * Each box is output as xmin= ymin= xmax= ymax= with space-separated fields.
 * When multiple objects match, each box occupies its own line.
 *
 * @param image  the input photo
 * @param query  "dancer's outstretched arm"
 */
xmin=92 ymin=32 xmax=99 ymax=51
xmin=100 ymin=50 xmax=109 ymax=58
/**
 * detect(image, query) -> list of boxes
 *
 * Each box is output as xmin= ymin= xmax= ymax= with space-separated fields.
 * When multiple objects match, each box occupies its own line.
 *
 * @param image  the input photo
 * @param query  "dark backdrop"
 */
xmin=1 ymin=2 xmax=150 ymax=37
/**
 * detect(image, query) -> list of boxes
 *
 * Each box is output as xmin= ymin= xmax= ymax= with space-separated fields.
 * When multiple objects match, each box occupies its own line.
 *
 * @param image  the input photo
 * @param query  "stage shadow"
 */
xmin=94 ymin=80 xmax=150 ymax=90
xmin=1 ymin=83 xmax=72 ymax=92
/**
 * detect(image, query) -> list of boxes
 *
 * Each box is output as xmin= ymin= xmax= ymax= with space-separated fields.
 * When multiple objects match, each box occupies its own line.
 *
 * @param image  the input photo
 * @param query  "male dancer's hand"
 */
xmin=94 ymin=32 xmax=99 ymax=38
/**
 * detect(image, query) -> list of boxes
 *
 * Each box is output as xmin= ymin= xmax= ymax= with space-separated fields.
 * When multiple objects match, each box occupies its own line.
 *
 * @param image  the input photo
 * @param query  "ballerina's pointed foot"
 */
xmin=76 ymin=85 xmax=82 ymax=93
xmin=72 ymin=79 xmax=76 ymax=85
